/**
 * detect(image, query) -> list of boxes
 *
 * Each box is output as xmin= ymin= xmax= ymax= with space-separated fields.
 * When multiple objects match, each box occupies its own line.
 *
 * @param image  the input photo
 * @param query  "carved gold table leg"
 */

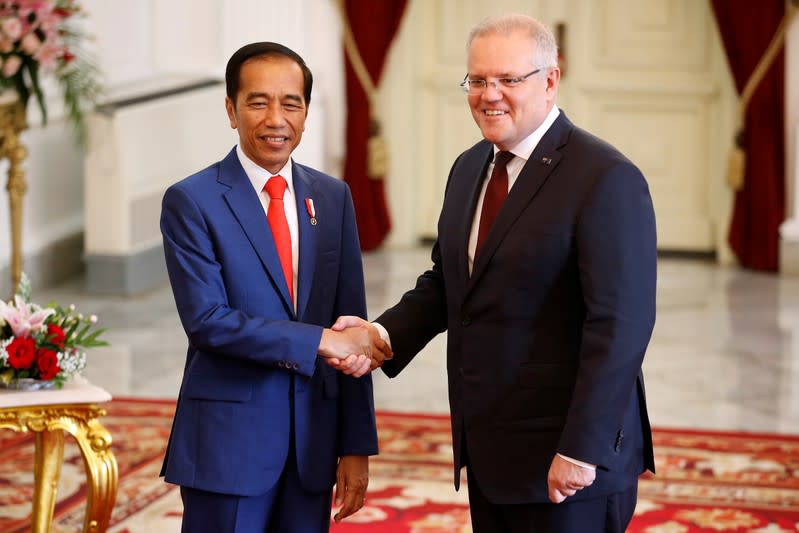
xmin=69 ymin=416 xmax=118 ymax=532
xmin=0 ymin=404 xmax=118 ymax=533
xmin=31 ymin=429 xmax=65 ymax=533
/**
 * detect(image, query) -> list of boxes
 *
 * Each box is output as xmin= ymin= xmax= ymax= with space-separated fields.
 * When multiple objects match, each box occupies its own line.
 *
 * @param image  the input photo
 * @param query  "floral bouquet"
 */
xmin=0 ymin=0 xmax=101 ymax=139
xmin=0 ymin=274 xmax=107 ymax=389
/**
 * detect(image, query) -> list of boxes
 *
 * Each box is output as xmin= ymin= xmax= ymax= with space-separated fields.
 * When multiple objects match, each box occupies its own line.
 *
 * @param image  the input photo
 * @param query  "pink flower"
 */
xmin=0 ymin=17 xmax=22 ymax=40
xmin=0 ymin=37 xmax=13 ymax=53
xmin=20 ymin=32 xmax=40 ymax=54
xmin=1 ymin=54 xmax=21 ymax=77
xmin=0 ymin=295 xmax=55 ymax=337
xmin=37 ymin=11 xmax=62 ymax=32
xmin=34 ymin=42 xmax=58 ymax=68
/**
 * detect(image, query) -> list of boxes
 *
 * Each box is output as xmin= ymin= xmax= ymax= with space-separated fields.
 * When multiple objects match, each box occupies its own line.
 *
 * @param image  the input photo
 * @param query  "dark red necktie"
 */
xmin=476 ymin=151 xmax=514 ymax=256
xmin=264 ymin=175 xmax=293 ymax=302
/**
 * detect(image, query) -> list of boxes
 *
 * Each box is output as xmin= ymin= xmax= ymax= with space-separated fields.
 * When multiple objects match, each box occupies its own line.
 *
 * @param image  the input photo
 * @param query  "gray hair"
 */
xmin=467 ymin=14 xmax=558 ymax=69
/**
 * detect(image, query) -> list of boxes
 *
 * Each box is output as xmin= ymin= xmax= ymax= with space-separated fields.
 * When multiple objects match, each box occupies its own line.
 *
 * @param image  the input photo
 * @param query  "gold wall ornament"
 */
xmin=0 ymin=403 xmax=118 ymax=533
xmin=0 ymin=90 xmax=29 ymax=292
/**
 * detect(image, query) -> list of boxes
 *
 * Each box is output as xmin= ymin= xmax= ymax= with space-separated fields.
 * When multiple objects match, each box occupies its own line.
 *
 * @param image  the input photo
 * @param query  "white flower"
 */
xmin=58 ymin=349 xmax=87 ymax=376
xmin=0 ymin=337 xmax=11 ymax=367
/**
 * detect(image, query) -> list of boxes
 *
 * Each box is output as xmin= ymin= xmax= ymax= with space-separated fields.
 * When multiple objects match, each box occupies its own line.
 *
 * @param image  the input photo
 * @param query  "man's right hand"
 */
xmin=318 ymin=321 xmax=392 ymax=377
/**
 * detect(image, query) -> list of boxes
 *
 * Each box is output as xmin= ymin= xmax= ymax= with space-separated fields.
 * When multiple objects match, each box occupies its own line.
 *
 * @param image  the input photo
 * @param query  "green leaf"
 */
xmin=26 ymin=60 xmax=47 ymax=125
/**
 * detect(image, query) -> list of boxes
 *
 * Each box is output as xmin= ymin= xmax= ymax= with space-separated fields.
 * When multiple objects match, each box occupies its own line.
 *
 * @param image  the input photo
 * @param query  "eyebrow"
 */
xmin=245 ymin=92 xmax=304 ymax=105
xmin=468 ymin=72 xmax=519 ymax=79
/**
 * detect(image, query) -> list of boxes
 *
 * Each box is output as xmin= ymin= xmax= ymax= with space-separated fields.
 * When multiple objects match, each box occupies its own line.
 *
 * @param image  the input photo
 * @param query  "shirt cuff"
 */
xmin=557 ymin=453 xmax=596 ymax=470
xmin=371 ymin=322 xmax=392 ymax=348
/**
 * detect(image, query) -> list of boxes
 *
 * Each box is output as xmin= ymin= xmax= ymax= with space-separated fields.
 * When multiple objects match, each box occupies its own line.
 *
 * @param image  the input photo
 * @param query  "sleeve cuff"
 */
xmin=557 ymin=453 xmax=596 ymax=470
xmin=372 ymin=321 xmax=392 ymax=348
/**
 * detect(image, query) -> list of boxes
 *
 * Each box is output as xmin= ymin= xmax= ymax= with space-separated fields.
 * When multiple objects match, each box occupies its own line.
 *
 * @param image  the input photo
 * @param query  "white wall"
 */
xmin=0 ymin=0 xmax=344 ymax=276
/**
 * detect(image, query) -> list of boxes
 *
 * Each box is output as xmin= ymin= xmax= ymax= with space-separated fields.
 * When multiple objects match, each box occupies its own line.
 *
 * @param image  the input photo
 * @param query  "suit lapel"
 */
xmin=219 ymin=148 xmax=295 ymax=315
xmin=456 ymin=142 xmax=494 ymax=289
xmin=467 ymin=113 xmax=573 ymax=293
xmin=292 ymin=163 xmax=319 ymax=321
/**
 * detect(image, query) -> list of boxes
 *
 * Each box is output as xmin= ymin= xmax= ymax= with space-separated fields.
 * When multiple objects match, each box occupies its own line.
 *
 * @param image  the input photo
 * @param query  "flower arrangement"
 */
xmin=0 ymin=274 xmax=107 ymax=389
xmin=0 ymin=0 xmax=100 ymax=140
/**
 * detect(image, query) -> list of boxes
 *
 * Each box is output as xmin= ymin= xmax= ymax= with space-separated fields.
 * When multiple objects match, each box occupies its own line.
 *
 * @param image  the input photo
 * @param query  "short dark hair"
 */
xmin=225 ymin=42 xmax=313 ymax=106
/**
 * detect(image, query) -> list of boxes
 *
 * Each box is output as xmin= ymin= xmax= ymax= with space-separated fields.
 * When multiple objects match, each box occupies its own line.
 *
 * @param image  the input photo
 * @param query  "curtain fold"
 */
xmin=341 ymin=0 xmax=407 ymax=251
xmin=711 ymin=1 xmax=786 ymax=271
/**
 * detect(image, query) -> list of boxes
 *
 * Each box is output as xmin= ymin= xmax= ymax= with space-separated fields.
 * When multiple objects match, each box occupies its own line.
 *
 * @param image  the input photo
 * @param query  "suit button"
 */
xmin=277 ymin=361 xmax=285 ymax=368
xmin=614 ymin=430 xmax=624 ymax=452
xmin=292 ymin=363 xmax=300 ymax=371
xmin=461 ymin=315 xmax=471 ymax=326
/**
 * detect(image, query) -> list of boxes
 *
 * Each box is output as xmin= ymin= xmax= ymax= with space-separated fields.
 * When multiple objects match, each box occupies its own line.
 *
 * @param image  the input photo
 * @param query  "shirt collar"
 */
xmin=494 ymin=105 xmax=561 ymax=161
xmin=236 ymin=144 xmax=295 ymax=197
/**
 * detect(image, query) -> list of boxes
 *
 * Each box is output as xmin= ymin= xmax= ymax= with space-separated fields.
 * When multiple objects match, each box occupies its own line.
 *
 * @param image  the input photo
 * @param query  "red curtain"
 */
xmin=342 ymin=0 xmax=407 ymax=251
xmin=711 ymin=1 xmax=786 ymax=271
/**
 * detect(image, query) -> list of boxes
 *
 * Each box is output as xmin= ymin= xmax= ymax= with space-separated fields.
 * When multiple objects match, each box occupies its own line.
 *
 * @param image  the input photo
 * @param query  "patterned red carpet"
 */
xmin=1 ymin=399 xmax=798 ymax=532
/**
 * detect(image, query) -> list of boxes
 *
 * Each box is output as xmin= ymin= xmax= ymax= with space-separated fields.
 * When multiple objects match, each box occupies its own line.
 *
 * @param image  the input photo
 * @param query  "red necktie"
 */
xmin=476 ymin=151 xmax=514 ymax=256
xmin=264 ymin=175 xmax=293 ymax=302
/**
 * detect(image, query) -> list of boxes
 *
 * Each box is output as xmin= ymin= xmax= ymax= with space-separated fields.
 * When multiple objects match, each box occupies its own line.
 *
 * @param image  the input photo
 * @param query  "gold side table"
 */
xmin=0 ymin=377 xmax=118 ymax=533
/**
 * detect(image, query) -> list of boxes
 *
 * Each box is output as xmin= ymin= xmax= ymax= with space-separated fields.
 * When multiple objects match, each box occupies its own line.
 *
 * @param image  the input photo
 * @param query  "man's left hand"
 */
xmin=333 ymin=455 xmax=369 ymax=522
xmin=547 ymin=454 xmax=596 ymax=503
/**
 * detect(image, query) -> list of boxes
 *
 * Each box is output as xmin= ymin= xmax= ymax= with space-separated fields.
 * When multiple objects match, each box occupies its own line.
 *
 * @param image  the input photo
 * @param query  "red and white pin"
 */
xmin=305 ymin=198 xmax=317 ymax=225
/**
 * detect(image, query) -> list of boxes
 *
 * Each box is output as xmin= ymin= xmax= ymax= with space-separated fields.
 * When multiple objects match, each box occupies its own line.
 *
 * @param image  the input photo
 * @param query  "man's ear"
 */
xmin=225 ymin=96 xmax=238 ymax=129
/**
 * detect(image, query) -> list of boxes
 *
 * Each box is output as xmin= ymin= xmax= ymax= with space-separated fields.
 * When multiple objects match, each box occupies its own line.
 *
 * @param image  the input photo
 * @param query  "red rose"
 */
xmin=36 ymin=349 xmax=60 ymax=380
xmin=46 ymin=323 xmax=66 ymax=348
xmin=6 ymin=337 xmax=36 ymax=369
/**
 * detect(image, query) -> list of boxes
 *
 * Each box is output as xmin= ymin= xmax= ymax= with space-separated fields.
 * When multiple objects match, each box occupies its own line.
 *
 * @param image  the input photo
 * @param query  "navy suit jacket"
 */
xmin=378 ymin=111 xmax=656 ymax=504
xmin=160 ymin=147 xmax=378 ymax=497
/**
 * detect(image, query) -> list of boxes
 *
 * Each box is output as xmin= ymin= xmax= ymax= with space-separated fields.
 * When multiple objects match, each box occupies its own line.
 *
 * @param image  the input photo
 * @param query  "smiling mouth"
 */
xmin=484 ymin=110 xmax=507 ymax=116
xmin=262 ymin=135 xmax=289 ymax=143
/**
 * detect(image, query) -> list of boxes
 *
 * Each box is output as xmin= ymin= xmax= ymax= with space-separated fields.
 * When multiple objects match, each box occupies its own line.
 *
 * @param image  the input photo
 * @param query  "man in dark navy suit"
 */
xmin=160 ymin=42 xmax=389 ymax=532
xmin=336 ymin=13 xmax=657 ymax=533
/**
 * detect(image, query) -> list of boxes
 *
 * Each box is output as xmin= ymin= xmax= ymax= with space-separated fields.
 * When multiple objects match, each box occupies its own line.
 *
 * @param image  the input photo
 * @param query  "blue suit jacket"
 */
xmin=379 ymin=112 xmax=656 ymax=504
xmin=160 ymin=147 xmax=378 ymax=496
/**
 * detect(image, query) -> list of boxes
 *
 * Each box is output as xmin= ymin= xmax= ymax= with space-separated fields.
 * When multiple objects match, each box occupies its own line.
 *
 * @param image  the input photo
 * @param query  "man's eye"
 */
xmin=500 ymin=78 xmax=519 ymax=86
xmin=249 ymin=102 xmax=267 ymax=109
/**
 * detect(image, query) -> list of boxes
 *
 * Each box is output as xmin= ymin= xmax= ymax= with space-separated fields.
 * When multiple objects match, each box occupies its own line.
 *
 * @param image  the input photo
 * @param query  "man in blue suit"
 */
xmin=160 ymin=42 xmax=389 ymax=532
xmin=335 ymin=14 xmax=657 ymax=533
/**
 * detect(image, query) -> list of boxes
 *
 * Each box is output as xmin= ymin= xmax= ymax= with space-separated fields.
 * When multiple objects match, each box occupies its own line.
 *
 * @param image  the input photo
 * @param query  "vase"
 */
xmin=0 ymin=378 xmax=56 ymax=391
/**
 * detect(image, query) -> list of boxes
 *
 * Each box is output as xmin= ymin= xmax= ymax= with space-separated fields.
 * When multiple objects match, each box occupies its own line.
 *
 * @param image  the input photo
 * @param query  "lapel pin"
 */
xmin=305 ymin=198 xmax=317 ymax=225
xmin=541 ymin=156 xmax=552 ymax=166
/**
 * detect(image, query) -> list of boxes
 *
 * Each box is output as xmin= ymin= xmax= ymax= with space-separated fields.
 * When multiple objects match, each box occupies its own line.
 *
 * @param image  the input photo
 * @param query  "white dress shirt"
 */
xmin=237 ymin=145 xmax=299 ymax=307
xmin=467 ymin=105 xmax=561 ymax=274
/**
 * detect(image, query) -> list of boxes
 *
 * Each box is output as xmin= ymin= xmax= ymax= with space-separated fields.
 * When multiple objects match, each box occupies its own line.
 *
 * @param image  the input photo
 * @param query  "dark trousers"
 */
xmin=180 ymin=449 xmax=333 ymax=533
xmin=180 ymin=376 xmax=332 ymax=533
xmin=466 ymin=467 xmax=638 ymax=533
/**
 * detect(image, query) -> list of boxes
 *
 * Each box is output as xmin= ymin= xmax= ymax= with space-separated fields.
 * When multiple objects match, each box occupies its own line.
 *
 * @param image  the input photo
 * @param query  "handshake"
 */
xmin=318 ymin=316 xmax=392 ymax=378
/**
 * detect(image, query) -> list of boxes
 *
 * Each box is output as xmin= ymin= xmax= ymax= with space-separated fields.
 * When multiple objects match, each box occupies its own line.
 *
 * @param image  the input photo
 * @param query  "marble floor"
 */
xmin=32 ymin=247 xmax=799 ymax=435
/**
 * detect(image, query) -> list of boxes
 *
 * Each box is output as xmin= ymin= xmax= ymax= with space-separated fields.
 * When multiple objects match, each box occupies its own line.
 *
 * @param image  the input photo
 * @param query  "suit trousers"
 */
xmin=180 ymin=375 xmax=333 ymax=533
xmin=466 ymin=467 xmax=638 ymax=533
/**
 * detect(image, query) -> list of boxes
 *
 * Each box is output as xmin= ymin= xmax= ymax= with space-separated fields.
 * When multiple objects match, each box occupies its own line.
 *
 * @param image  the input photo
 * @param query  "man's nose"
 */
xmin=481 ymin=82 xmax=503 ymax=100
xmin=264 ymin=105 xmax=285 ymax=126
